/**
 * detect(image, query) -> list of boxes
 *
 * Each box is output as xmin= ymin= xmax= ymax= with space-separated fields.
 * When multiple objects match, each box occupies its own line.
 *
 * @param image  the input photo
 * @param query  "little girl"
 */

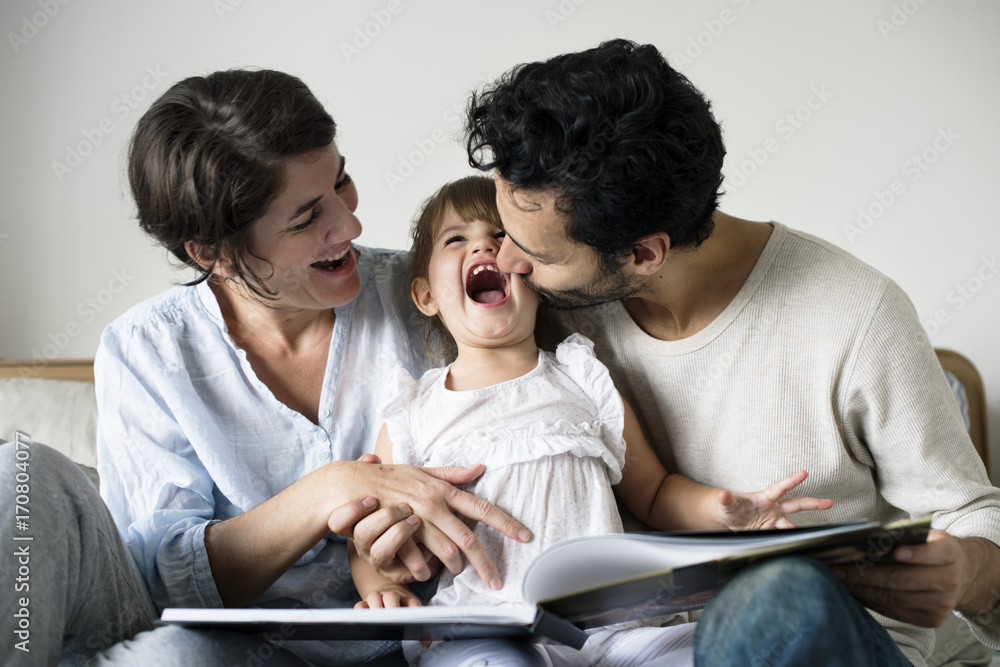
xmin=350 ymin=176 xmax=831 ymax=666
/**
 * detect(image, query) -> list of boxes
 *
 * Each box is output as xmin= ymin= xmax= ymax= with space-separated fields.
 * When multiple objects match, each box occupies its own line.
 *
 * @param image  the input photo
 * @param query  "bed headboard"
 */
xmin=0 ymin=359 xmax=95 ymax=383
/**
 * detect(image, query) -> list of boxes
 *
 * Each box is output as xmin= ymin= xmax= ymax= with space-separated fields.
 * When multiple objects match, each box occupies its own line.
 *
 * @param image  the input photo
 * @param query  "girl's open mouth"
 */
xmin=466 ymin=263 xmax=509 ymax=305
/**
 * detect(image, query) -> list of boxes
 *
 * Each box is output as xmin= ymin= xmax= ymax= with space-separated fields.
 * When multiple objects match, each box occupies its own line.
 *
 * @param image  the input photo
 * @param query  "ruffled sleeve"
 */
xmin=552 ymin=333 xmax=627 ymax=483
xmin=378 ymin=364 xmax=422 ymax=466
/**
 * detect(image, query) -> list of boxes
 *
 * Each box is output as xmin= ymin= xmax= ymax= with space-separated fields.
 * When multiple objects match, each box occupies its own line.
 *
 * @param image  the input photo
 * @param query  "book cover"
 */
xmin=159 ymin=604 xmax=588 ymax=648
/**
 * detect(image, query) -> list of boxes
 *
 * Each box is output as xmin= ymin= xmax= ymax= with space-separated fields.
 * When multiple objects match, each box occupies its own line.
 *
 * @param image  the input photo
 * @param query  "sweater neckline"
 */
xmin=610 ymin=222 xmax=788 ymax=355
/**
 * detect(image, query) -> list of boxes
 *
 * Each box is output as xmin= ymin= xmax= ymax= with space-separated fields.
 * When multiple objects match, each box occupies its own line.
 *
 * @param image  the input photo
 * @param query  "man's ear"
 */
xmin=628 ymin=232 xmax=670 ymax=276
xmin=411 ymin=277 xmax=439 ymax=317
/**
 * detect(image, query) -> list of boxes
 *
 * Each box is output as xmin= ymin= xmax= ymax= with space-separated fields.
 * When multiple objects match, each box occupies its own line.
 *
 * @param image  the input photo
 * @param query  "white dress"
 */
xmin=384 ymin=334 xmax=697 ymax=665
xmin=383 ymin=333 xmax=627 ymax=607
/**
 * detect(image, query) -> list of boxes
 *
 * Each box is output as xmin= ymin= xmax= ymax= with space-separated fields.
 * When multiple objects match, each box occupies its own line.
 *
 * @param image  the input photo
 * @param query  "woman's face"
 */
xmin=238 ymin=143 xmax=363 ymax=311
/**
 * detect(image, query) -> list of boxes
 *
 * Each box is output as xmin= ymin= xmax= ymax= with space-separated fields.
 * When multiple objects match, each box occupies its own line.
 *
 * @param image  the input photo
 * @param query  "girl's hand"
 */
xmin=355 ymin=585 xmax=423 ymax=609
xmin=717 ymin=470 xmax=833 ymax=530
xmin=335 ymin=461 xmax=532 ymax=590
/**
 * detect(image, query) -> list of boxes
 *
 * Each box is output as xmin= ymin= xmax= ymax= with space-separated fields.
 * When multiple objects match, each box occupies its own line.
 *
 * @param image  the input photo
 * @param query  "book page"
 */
xmin=521 ymin=522 xmax=879 ymax=602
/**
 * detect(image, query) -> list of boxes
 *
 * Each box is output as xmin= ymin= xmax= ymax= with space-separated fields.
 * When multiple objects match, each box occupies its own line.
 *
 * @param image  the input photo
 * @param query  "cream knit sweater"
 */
xmin=541 ymin=223 xmax=1000 ymax=665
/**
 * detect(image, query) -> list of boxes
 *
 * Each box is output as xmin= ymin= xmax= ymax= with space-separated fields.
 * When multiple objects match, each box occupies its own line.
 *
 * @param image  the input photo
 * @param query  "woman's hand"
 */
xmin=335 ymin=501 xmax=437 ymax=584
xmin=330 ymin=459 xmax=532 ymax=590
xmin=717 ymin=470 xmax=833 ymax=530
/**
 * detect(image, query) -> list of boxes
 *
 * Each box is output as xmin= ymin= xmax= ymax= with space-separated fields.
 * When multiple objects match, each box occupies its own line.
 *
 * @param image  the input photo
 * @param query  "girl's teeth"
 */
xmin=472 ymin=265 xmax=499 ymax=276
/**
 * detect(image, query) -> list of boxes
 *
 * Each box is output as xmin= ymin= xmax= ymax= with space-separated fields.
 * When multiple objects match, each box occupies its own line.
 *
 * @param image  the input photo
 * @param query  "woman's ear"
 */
xmin=184 ymin=241 xmax=216 ymax=271
xmin=184 ymin=241 xmax=232 ymax=276
xmin=628 ymin=232 xmax=670 ymax=276
xmin=411 ymin=277 xmax=439 ymax=317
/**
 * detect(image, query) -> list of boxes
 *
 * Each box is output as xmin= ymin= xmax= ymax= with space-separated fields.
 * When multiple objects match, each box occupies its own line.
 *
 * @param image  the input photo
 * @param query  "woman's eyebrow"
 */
xmin=289 ymin=196 xmax=322 ymax=222
xmin=287 ymin=154 xmax=345 ymax=222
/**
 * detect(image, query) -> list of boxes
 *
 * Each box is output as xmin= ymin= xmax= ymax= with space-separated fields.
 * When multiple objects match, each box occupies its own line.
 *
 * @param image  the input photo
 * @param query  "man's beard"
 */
xmin=524 ymin=268 xmax=647 ymax=310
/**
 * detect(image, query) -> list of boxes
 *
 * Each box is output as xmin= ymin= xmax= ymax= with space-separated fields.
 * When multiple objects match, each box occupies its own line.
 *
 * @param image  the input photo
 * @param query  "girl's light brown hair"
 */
xmin=408 ymin=175 xmax=503 ymax=358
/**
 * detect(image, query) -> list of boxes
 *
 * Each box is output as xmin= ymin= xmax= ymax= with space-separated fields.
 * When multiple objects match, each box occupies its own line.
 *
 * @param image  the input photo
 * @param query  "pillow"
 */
xmin=942 ymin=370 xmax=972 ymax=433
xmin=0 ymin=378 xmax=98 ymax=474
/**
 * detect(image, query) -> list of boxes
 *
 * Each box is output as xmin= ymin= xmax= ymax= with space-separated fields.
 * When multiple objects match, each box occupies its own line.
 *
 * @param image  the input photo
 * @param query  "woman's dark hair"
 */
xmin=466 ymin=38 xmax=725 ymax=269
xmin=127 ymin=68 xmax=336 ymax=300
xmin=409 ymin=176 xmax=502 ymax=359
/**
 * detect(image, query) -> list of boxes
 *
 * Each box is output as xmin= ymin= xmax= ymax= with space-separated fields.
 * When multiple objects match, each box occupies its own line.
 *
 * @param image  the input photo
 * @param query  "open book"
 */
xmin=160 ymin=515 xmax=931 ymax=648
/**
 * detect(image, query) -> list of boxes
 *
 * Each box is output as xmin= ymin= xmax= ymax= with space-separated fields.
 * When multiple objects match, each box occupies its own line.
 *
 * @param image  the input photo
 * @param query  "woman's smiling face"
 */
xmin=411 ymin=205 xmax=540 ymax=350
xmin=238 ymin=143 xmax=363 ymax=311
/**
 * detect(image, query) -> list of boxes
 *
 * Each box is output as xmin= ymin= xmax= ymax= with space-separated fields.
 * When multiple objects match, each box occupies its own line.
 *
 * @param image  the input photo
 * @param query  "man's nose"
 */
xmin=497 ymin=237 xmax=532 ymax=275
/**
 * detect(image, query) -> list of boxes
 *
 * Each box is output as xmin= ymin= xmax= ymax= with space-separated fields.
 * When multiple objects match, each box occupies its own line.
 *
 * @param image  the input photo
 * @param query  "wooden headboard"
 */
xmin=0 ymin=359 xmax=95 ymax=383
xmin=935 ymin=348 xmax=989 ymax=474
xmin=0 ymin=352 xmax=985 ymax=472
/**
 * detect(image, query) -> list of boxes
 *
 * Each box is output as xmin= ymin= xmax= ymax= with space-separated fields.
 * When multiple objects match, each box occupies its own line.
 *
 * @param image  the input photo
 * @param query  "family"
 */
xmin=2 ymin=38 xmax=998 ymax=667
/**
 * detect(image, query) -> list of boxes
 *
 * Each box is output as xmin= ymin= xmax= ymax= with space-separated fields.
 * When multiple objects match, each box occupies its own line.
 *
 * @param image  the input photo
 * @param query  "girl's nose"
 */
xmin=471 ymin=237 xmax=499 ymax=254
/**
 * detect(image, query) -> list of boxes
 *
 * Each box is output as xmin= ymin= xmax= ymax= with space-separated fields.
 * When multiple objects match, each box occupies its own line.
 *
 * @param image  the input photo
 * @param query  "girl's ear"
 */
xmin=411 ymin=277 xmax=439 ymax=316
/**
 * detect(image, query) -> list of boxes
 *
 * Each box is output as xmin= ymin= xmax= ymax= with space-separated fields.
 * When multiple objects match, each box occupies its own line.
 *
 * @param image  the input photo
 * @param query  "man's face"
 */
xmin=494 ymin=176 xmax=645 ymax=310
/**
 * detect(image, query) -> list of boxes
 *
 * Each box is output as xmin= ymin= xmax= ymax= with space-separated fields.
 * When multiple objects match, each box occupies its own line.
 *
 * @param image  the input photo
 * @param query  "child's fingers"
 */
xmin=763 ymin=470 xmax=809 ymax=500
xmin=778 ymin=496 xmax=834 ymax=514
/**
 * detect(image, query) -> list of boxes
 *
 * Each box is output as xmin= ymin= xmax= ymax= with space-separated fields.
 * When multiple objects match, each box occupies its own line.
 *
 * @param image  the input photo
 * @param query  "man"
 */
xmin=465 ymin=38 xmax=1000 ymax=666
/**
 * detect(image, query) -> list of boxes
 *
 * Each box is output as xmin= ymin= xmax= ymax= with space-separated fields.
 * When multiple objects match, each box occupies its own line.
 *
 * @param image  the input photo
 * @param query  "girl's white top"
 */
xmin=383 ymin=333 xmax=627 ymax=606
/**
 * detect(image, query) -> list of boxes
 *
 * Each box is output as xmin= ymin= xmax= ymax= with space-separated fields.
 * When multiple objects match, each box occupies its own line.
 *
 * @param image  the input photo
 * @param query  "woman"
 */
xmin=2 ymin=68 xmax=527 ymax=666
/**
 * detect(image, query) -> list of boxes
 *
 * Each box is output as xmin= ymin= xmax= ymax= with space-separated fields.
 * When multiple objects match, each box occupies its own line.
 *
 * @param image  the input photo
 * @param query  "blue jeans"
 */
xmin=694 ymin=556 xmax=912 ymax=666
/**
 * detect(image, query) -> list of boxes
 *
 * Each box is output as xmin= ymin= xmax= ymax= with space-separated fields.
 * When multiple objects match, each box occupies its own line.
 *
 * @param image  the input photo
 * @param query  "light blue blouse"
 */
xmin=96 ymin=247 xmax=431 ymax=611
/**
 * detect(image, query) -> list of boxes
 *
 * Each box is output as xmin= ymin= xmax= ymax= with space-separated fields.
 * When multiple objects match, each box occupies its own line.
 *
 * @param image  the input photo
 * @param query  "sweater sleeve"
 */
xmin=840 ymin=279 xmax=1000 ymax=647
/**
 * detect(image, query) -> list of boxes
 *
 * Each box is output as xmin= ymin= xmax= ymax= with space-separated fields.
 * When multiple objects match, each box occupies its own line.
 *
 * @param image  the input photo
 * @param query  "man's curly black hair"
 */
xmin=466 ymin=38 xmax=725 ymax=268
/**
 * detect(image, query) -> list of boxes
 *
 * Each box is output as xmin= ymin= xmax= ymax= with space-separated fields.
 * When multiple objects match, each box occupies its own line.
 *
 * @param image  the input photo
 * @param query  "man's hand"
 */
xmin=717 ymin=470 xmax=834 ymax=530
xmin=831 ymin=530 xmax=997 ymax=627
